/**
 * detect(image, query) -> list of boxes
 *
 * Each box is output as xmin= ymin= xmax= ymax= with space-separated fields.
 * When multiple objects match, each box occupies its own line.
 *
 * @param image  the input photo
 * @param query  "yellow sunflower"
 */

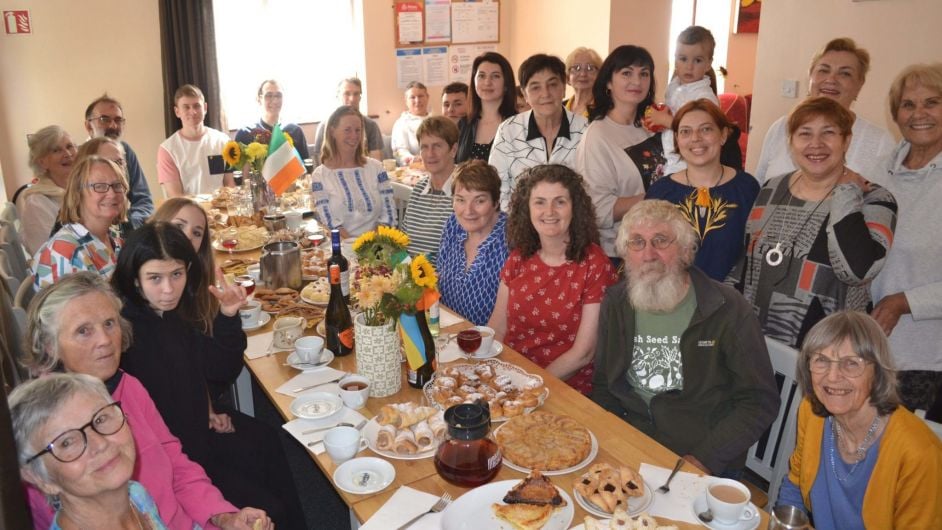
xmin=222 ymin=141 xmax=242 ymax=167
xmin=352 ymin=231 xmax=375 ymax=252
xmin=377 ymin=225 xmax=410 ymax=248
xmin=410 ymin=254 xmax=437 ymax=289
xmin=245 ymin=142 xmax=268 ymax=162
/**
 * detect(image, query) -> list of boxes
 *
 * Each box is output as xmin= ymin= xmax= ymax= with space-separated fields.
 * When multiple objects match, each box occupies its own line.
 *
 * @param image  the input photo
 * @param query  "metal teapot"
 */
xmin=260 ymin=241 xmax=301 ymax=290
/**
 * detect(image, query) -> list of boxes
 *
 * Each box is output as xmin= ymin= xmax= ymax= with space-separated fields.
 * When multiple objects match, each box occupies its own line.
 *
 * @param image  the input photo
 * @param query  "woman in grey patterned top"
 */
xmin=727 ymin=97 xmax=897 ymax=348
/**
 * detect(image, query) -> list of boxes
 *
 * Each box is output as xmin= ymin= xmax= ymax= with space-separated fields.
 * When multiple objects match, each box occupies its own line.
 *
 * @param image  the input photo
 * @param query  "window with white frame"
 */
xmin=213 ymin=0 xmax=363 ymax=130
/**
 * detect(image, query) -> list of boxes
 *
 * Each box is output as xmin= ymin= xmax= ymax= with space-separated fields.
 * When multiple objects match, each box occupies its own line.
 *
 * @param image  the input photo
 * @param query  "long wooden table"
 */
xmin=241 ymin=312 xmax=770 ymax=529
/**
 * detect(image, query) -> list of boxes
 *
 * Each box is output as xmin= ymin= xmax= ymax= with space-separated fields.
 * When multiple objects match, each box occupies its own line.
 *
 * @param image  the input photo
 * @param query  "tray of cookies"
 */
xmin=423 ymin=360 xmax=549 ymax=422
xmin=363 ymin=402 xmax=446 ymax=460
xmin=255 ymin=287 xmax=301 ymax=313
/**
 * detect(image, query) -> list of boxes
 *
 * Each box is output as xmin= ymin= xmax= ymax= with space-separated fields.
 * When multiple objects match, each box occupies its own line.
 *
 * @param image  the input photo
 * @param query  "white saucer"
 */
xmin=241 ymin=312 xmax=271 ymax=331
xmin=691 ymin=493 xmax=760 ymax=529
xmin=332 ymin=456 xmax=395 ymax=494
xmin=470 ymin=341 xmax=503 ymax=359
xmin=286 ymin=349 xmax=335 ymax=371
xmin=573 ymin=478 xmax=654 ymax=517
xmin=290 ymin=392 xmax=343 ymax=420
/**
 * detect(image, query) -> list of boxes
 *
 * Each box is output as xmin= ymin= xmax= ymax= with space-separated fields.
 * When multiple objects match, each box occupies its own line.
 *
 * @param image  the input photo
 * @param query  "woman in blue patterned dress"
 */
xmin=436 ymin=160 xmax=509 ymax=325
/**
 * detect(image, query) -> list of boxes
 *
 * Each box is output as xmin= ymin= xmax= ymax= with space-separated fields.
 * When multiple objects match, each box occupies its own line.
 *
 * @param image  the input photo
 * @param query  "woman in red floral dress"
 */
xmin=489 ymin=164 xmax=616 ymax=395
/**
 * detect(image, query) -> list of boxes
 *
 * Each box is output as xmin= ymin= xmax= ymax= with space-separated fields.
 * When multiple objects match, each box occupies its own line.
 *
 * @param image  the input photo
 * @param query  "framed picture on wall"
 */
xmin=735 ymin=0 xmax=761 ymax=34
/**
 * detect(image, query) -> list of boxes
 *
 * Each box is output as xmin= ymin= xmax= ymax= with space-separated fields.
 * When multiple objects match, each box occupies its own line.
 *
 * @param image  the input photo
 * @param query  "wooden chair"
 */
xmin=745 ymin=337 xmax=802 ymax=508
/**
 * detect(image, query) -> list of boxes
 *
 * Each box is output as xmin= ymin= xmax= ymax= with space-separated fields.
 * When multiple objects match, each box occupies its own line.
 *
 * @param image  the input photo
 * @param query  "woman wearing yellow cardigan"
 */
xmin=776 ymin=311 xmax=942 ymax=529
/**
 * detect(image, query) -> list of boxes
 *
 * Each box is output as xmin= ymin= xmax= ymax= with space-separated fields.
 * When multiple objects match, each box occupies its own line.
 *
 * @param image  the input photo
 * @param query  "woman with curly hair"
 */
xmin=488 ymin=164 xmax=616 ymax=394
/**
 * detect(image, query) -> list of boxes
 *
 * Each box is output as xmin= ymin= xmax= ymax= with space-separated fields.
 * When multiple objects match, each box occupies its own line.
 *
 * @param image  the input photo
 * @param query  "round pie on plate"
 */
xmin=495 ymin=411 xmax=591 ymax=471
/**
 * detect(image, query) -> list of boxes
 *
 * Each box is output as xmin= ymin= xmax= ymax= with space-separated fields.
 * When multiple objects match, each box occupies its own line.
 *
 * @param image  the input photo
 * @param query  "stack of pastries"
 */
xmin=374 ymin=402 xmax=446 ymax=455
xmin=574 ymin=463 xmax=646 ymax=513
xmin=429 ymin=363 xmax=545 ymax=419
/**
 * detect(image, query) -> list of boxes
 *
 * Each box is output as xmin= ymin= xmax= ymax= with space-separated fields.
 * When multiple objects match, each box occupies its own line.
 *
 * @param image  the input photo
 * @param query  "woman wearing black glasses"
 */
xmin=31 ymin=155 xmax=128 ymax=291
xmin=11 ymin=373 xmax=171 ymax=529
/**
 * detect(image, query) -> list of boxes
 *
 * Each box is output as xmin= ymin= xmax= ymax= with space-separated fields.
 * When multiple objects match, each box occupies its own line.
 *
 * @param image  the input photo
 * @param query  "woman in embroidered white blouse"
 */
xmin=311 ymin=106 xmax=397 ymax=238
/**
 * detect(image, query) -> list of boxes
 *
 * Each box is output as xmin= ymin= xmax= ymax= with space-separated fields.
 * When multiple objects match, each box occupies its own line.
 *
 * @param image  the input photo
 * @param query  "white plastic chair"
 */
xmin=746 ymin=337 xmax=802 ymax=506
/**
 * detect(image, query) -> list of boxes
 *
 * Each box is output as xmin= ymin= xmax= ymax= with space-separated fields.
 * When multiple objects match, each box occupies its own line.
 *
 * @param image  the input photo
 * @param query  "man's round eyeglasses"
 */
xmin=569 ymin=64 xmax=598 ymax=73
xmin=86 ymin=182 xmax=128 ymax=194
xmin=88 ymin=116 xmax=126 ymax=126
xmin=626 ymin=236 xmax=675 ymax=252
xmin=26 ymin=402 xmax=125 ymax=464
xmin=809 ymin=355 xmax=870 ymax=377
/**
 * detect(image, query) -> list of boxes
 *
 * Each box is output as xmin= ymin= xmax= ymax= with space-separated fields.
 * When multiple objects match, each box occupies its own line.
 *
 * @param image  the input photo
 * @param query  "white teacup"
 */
xmin=338 ymin=375 xmax=370 ymax=409
xmin=705 ymin=478 xmax=756 ymax=525
xmin=294 ymin=336 xmax=325 ymax=364
xmin=474 ymin=325 xmax=496 ymax=356
xmin=273 ymin=316 xmax=305 ymax=350
xmin=238 ymin=301 xmax=262 ymax=327
xmin=323 ymin=426 xmax=367 ymax=465
xmin=285 ymin=210 xmax=303 ymax=231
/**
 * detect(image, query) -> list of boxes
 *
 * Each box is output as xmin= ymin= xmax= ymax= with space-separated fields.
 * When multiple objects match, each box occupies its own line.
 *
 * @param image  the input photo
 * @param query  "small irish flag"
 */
xmin=262 ymin=123 xmax=305 ymax=195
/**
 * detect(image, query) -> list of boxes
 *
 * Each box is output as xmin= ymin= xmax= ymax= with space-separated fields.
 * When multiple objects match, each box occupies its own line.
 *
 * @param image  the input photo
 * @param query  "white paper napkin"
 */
xmin=439 ymin=307 xmax=464 ymax=328
xmin=437 ymin=339 xmax=466 ymax=363
xmin=274 ymin=368 xmax=347 ymax=397
xmin=360 ymin=486 xmax=440 ymax=530
xmin=639 ymin=462 xmax=710 ymax=525
xmin=281 ymin=408 xmax=368 ymax=455
xmin=244 ymin=331 xmax=292 ymax=360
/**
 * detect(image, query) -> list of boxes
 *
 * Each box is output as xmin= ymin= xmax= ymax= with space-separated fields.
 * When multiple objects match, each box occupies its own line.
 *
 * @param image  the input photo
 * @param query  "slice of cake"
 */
xmin=502 ymin=470 xmax=566 ymax=506
xmin=492 ymin=503 xmax=554 ymax=530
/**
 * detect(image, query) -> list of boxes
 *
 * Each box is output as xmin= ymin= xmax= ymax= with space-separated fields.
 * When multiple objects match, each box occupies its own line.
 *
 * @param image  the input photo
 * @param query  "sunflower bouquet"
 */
xmin=221 ymin=129 xmax=294 ymax=173
xmin=351 ymin=226 xmax=438 ymax=326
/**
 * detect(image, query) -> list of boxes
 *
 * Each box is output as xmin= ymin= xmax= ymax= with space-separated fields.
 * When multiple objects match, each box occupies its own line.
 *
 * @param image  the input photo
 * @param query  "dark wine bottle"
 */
xmin=327 ymin=229 xmax=350 ymax=304
xmin=325 ymin=264 xmax=354 ymax=356
xmin=405 ymin=310 xmax=436 ymax=388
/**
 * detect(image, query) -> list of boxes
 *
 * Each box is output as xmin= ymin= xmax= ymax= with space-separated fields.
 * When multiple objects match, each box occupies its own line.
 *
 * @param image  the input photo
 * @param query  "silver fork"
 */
xmin=656 ymin=458 xmax=685 ymax=494
xmin=395 ymin=492 xmax=452 ymax=529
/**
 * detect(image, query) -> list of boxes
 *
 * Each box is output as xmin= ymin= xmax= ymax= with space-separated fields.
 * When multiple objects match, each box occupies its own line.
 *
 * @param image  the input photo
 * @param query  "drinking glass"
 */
xmin=220 ymin=228 xmax=239 ymax=254
xmin=456 ymin=329 xmax=482 ymax=358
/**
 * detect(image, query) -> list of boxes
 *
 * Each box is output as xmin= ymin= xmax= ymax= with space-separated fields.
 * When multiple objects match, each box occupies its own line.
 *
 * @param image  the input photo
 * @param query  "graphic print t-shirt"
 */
xmin=627 ymin=288 xmax=696 ymax=404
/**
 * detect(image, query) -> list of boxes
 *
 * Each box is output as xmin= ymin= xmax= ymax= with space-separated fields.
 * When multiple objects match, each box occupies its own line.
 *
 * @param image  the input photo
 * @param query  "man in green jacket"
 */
xmin=592 ymin=199 xmax=779 ymax=477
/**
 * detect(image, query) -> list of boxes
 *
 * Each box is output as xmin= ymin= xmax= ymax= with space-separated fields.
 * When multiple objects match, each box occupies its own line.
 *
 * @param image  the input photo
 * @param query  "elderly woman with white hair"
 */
xmin=16 ymin=125 xmax=77 ymax=254
xmin=10 ymin=373 xmax=169 ymax=529
xmin=20 ymin=272 xmax=270 ymax=530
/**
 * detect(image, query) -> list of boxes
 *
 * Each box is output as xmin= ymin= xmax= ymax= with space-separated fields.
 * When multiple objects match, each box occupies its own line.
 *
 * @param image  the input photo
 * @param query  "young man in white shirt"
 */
xmin=157 ymin=84 xmax=233 ymax=197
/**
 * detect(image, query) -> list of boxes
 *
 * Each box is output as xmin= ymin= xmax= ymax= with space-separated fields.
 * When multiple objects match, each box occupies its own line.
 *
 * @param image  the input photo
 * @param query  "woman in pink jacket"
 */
xmin=21 ymin=271 xmax=271 ymax=530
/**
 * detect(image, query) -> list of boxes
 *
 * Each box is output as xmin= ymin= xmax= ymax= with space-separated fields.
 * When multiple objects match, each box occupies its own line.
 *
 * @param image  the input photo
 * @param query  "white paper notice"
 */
xmin=424 ymin=0 xmax=451 ymax=43
xmin=397 ymin=3 xmax=423 ymax=44
xmin=448 ymin=43 xmax=497 ymax=83
xmin=396 ymin=48 xmax=423 ymax=89
xmin=451 ymin=2 xmax=498 ymax=44
xmin=423 ymin=46 xmax=448 ymax=86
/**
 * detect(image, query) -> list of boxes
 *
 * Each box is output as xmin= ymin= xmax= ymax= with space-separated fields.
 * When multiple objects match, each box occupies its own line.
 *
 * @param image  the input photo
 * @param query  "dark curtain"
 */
xmin=158 ymin=0 xmax=222 ymax=135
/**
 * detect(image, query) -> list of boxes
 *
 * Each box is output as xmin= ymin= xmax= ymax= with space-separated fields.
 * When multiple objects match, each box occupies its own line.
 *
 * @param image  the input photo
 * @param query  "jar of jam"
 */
xmin=434 ymin=402 xmax=502 ymax=487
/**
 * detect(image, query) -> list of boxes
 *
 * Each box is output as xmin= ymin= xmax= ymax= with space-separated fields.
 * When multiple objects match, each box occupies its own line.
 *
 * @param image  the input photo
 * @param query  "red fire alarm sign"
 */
xmin=4 ymin=10 xmax=31 ymax=35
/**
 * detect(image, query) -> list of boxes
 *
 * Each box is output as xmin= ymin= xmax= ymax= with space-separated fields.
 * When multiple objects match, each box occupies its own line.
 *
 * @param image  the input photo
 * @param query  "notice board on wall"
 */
xmin=393 ymin=0 xmax=500 ymax=89
xmin=393 ymin=0 xmax=500 ymax=47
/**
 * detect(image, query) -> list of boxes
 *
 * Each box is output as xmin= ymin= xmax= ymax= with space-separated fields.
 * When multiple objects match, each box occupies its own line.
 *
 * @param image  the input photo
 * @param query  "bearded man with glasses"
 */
xmin=84 ymin=94 xmax=155 ymax=229
xmin=592 ymin=199 xmax=779 ymax=478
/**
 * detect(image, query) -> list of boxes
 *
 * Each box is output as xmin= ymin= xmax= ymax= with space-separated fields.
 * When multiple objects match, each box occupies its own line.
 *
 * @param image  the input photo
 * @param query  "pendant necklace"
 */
xmin=763 ymin=171 xmax=839 ymax=267
xmin=830 ymin=413 xmax=881 ymax=482
xmin=685 ymin=166 xmax=725 ymax=218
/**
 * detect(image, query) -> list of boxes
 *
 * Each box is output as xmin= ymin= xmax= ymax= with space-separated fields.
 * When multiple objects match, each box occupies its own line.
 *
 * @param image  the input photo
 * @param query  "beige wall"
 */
xmin=746 ymin=0 xmax=942 ymax=172
xmin=725 ymin=30 xmax=757 ymax=96
xmin=0 ymin=0 xmax=164 ymax=200
xmin=609 ymin=1 xmax=673 ymax=102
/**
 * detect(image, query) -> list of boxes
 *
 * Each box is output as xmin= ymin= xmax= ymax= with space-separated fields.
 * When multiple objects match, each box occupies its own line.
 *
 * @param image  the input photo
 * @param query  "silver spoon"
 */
xmin=698 ymin=509 xmax=714 ymax=524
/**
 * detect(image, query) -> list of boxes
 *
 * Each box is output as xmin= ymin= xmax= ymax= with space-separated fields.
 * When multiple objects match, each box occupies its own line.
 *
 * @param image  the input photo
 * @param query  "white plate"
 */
xmin=440 ymin=479 xmax=574 ymax=530
xmin=316 ymin=319 xmax=326 ymax=337
xmin=572 ymin=479 xmax=654 ymax=518
xmin=290 ymin=392 xmax=343 ymax=420
xmin=241 ymin=311 xmax=271 ymax=331
xmin=212 ymin=239 xmax=266 ymax=253
xmin=332 ymin=457 xmax=395 ymax=495
xmin=570 ymin=523 xmax=610 ymax=530
xmin=691 ymin=493 xmax=760 ymax=530
xmin=361 ymin=417 xmax=439 ymax=460
xmin=423 ymin=360 xmax=549 ymax=422
xmin=285 ymin=349 xmax=335 ymax=371
xmin=299 ymin=291 xmax=329 ymax=306
xmin=470 ymin=342 xmax=503 ymax=360
xmin=495 ymin=425 xmax=598 ymax=476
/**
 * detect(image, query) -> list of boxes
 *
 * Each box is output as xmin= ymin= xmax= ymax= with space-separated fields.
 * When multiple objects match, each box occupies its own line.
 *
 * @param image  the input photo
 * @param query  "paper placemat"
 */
xmin=282 ymin=408 xmax=368 ymax=455
xmin=439 ymin=307 xmax=464 ymax=328
xmin=274 ymin=368 xmax=347 ymax=397
xmin=360 ymin=486 xmax=439 ymax=530
xmin=437 ymin=340 xmax=466 ymax=363
xmin=639 ymin=462 xmax=709 ymax=525
xmin=244 ymin=331 xmax=293 ymax=360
